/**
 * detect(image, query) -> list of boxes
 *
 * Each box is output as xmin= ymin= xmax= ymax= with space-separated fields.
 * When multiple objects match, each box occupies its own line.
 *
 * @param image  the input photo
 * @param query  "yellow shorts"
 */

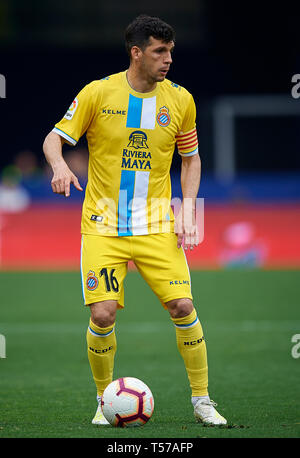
xmin=80 ymin=232 xmax=192 ymax=308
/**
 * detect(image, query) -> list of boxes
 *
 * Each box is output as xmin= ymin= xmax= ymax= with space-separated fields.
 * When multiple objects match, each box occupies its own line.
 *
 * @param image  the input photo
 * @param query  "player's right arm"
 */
xmin=43 ymin=131 xmax=83 ymax=197
xmin=43 ymin=81 xmax=99 ymax=197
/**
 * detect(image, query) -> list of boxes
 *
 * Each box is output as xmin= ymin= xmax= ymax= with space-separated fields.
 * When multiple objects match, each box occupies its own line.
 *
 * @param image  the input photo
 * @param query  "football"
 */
xmin=101 ymin=377 xmax=154 ymax=427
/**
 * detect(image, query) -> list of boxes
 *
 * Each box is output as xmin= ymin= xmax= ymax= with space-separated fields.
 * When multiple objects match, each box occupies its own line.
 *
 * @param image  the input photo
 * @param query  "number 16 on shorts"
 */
xmin=83 ymin=267 xmax=124 ymax=306
xmin=99 ymin=268 xmax=119 ymax=292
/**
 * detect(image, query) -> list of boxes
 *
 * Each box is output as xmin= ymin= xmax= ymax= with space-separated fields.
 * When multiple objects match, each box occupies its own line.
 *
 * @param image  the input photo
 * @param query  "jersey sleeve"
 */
xmin=175 ymin=94 xmax=199 ymax=157
xmin=52 ymin=82 xmax=98 ymax=146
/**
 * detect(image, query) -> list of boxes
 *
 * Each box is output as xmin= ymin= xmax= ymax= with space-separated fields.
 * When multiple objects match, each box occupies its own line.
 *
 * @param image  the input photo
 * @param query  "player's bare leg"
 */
xmin=90 ymin=300 xmax=117 ymax=328
xmin=87 ymin=300 xmax=118 ymax=425
xmin=166 ymin=298 xmax=227 ymax=425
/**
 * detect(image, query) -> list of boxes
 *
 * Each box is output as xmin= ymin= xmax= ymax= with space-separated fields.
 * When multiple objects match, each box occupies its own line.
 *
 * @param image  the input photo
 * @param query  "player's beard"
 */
xmin=155 ymin=73 xmax=166 ymax=82
xmin=153 ymin=66 xmax=169 ymax=82
xmin=141 ymin=60 xmax=166 ymax=85
xmin=153 ymin=65 xmax=169 ymax=82
xmin=148 ymin=69 xmax=167 ymax=84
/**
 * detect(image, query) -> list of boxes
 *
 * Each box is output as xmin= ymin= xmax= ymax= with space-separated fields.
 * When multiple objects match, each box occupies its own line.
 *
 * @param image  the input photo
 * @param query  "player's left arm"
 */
xmin=175 ymin=91 xmax=201 ymax=250
xmin=175 ymin=153 xmax=201 ymax=250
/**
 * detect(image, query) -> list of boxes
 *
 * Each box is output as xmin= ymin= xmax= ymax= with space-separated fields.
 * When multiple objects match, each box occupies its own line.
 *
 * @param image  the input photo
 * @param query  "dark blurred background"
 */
xmin=1 ymin=0 xmax=300 ymax=172
xmin=0 ymin=0 xmax=300 ymax=268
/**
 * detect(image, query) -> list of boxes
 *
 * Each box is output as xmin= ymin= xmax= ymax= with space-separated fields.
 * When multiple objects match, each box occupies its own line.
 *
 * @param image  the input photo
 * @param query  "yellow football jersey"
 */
xmin=53 ymin=71 xmax=198 ymax=236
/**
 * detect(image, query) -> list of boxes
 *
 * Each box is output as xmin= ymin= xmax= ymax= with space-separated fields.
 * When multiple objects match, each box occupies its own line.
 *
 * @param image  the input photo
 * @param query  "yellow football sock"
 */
xmin=171 ymin=308 xmax=208 ymax=396
xmin=86 ymin=318 xmax=117 ymax=397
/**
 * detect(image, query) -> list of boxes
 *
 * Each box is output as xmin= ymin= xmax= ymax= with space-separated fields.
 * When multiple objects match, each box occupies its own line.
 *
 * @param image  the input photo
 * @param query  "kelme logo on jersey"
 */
xmin=157 ymin=106 xmax=171 ymax=127
xmin=127 ymin=130 xmax=149 ymax=149
xmin=64 ymin=97 xmax=78 ymax=120
xmin=86 ymin=270 xmax=99 ymax=291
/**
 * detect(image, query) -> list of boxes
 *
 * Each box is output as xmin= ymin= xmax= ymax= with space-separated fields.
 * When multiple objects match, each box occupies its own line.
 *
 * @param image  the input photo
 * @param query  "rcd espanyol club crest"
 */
xmin=86 ymin=270 xmax=99 ymax=291
xmin=157 ymin=106 xmax=171 ymax=127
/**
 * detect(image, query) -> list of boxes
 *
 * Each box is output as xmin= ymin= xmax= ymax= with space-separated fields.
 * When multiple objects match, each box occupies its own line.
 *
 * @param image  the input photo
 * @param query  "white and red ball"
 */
xmin=101 ymin=377 xmax=154 ymax=427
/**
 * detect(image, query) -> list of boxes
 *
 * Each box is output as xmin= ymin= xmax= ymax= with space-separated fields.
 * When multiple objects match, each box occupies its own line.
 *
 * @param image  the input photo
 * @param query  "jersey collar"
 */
xmin=122 ymin=70 xmax=160 ymax=98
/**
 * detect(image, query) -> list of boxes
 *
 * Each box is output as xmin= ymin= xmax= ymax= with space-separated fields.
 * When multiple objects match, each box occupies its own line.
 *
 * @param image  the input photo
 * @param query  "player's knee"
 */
xmin=89 ymin=300 xmax=117 ymax=327
xmin=166 ymin=298 xmax=194 ymax=319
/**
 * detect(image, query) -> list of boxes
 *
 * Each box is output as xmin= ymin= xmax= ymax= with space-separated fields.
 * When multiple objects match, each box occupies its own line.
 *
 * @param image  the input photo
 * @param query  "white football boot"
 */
xmin=92 ymin=397 xmax=110 ymax=425
xmin=194 ymin=398 xmax=227 ymax=426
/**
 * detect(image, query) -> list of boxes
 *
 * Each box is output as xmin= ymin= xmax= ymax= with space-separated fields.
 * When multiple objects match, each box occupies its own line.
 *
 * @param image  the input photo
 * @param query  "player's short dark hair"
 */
xmin=125 ymin=15 xmax=175 ymax=57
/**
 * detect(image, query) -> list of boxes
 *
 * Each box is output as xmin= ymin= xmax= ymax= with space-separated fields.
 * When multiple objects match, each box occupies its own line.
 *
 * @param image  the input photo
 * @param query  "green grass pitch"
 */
xmin=0 ymin=270 xmax=299 ymax=438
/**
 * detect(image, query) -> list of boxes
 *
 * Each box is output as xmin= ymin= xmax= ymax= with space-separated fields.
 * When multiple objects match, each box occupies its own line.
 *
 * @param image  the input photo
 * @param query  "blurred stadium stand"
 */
xmin=0 ymin=0 xmax=299 ymax=269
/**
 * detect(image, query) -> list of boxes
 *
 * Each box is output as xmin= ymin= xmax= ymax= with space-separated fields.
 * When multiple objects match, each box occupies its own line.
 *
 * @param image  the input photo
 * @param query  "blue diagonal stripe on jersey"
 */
xmin=118 ymin=170 xmax=135 ymax=235
xmin=126 ymin=94 xmax=143 ymax=128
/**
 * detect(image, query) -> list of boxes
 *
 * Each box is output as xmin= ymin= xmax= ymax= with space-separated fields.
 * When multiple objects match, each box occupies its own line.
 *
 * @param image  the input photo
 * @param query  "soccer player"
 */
xmin=43 ymin=14 xmax=227 ymax=426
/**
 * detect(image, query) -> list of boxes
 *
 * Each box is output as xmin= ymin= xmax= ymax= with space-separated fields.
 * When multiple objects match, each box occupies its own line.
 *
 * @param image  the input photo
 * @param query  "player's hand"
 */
xmin=51 ymin=162 xmax=83 ymax=197
xmin=175 ymin=204 xmax=199 ymax=251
